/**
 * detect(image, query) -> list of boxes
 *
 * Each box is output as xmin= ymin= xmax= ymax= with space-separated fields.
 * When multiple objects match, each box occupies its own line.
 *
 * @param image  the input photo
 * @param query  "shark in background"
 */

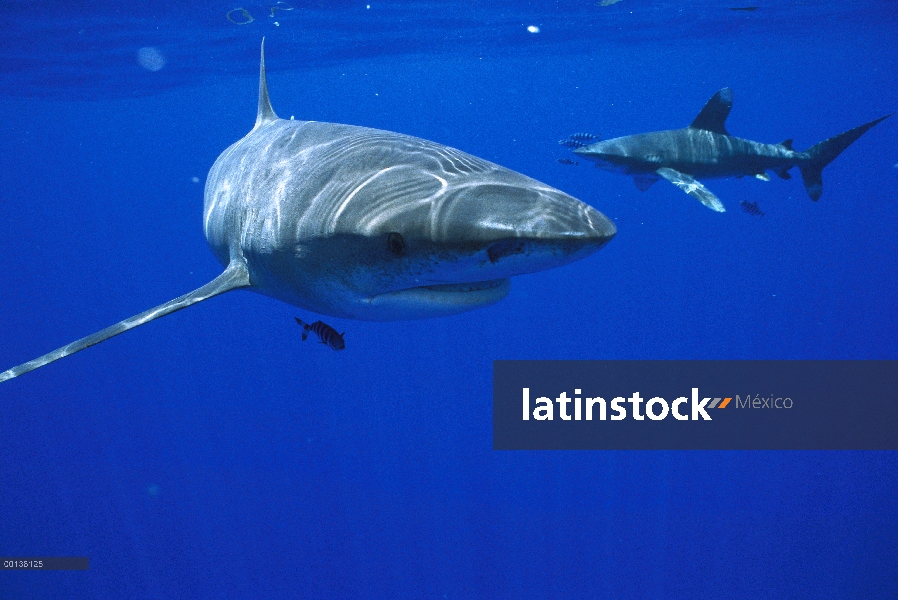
xmin=562 ymin=88 xmax=890 ymax=212
xmin=0 ymin=42 xmax=615 ymax=383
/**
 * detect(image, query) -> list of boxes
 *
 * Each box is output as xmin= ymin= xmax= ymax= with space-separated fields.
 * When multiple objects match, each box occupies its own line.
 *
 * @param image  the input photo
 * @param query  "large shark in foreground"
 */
xmin=1 ymin=42 xmax=615 ymax=383
xmin=565 ymin=88 xmax=890 ymax=212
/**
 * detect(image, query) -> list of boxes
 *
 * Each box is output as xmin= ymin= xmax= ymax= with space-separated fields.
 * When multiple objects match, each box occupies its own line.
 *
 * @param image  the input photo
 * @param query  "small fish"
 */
xmin=295 ymin=317 xmax=346 ymax=350
xmin=739 ymin=200 xmax=765 ymax=217
xmin=729 ymin=6 xmax=759 ymax=11
xmin=557 ymin=158 xmax=579 ymax=166
xmin=568 ymin=132 xmax=600 ymax=142
xmin=559 ymin=132 xmax=600 ymax=149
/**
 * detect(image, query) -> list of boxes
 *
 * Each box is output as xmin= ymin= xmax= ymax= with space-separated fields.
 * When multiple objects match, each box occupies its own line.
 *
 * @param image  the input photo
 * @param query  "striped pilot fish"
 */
xmin=295 ymin=318 xmax=346 ymax=351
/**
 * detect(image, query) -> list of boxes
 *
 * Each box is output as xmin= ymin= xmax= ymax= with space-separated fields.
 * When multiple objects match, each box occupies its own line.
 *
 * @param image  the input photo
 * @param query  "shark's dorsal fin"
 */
xmin=780 ymin=139 xmax=794 ymax=150
xmin=253 ymin=38 xmax=279 ymax=131
xmin=689 ymin=88 xmax=734 ymax=135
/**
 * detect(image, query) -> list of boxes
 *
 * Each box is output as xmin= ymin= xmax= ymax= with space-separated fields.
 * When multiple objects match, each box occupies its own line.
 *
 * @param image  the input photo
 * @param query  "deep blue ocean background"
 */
xmin=2 ymin=1 xmax=897 ymax=598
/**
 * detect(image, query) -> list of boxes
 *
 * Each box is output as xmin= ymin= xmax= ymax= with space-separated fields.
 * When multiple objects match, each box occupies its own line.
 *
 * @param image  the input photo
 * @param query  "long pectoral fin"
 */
xmin=0 ymin=261 xmax=251 ymax=383
xmin=656 ymin=167 xmax=725 ymax=212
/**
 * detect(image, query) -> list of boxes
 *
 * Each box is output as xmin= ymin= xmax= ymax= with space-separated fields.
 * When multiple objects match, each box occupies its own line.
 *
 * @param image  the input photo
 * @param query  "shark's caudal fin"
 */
xmin=799 ymin=114 xmax=891 ymax=201
xmin=0 ymin=262 xmax=250 ymax=383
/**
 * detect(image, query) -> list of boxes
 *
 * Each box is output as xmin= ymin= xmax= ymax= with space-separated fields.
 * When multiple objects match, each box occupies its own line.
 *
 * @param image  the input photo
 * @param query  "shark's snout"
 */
xmin=574 ymin=143 xmax=627 ymax=172
xmin=440 ymin=181 xmax=615 ymax=246
xmin=443 ymin=181 xmax=616 ymax=276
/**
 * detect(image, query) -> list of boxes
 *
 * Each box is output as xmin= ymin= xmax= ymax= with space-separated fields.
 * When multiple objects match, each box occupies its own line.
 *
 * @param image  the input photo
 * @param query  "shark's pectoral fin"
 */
xmin=0 ymin=261 xmax=251 ymax=383
xmin=754 ymin=173 xmax=771 ymax=181
xmin=633 ymin=175 xmax=660 ymax=192
xmin=656 ymin=167 xmax=725 ymax=212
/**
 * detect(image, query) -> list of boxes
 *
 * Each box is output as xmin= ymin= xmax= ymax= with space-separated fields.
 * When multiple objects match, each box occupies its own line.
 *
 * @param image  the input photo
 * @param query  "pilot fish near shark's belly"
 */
xmin=295 ymin=318 xmax=345 ymax=351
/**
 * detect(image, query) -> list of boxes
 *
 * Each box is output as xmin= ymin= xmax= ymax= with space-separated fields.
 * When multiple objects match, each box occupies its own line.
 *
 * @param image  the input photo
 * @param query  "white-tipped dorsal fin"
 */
xmin=253 ymin=38 xmax=278 ymax=131
xmin=689 ymin=88 xmax=734 ymax=135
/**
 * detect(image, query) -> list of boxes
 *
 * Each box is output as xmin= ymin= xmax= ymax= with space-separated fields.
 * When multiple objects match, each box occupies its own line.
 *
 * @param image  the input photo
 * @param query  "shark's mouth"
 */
xmin=368 ymin=278 xmax=511 ymax=316
xmin=422 ymin=279 xmax=507 ymax=293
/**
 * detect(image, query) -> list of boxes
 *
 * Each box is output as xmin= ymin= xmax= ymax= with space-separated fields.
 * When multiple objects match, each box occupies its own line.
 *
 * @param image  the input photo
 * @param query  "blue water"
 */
xmin=2 ymin=2 xmax=897 ymax=598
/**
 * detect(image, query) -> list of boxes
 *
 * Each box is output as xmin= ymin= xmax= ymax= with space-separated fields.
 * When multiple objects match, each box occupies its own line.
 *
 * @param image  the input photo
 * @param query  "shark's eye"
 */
xmin=387 ymin=232 xmax=406 ymax=256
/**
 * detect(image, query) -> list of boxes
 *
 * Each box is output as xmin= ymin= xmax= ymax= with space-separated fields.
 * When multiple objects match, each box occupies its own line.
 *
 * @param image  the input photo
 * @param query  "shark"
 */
xmin=0 ymin=42 xmax=615 ymax=383
xmin=566 ymin=88 xmax=890 ymax=212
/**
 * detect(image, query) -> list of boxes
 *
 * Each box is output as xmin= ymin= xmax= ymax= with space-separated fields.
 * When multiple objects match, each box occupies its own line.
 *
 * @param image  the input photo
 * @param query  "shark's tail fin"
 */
xmin=0 ymin=261 xmax=251 ymax=383
xmin=799 ymin=114 xmax=891 ymax=201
